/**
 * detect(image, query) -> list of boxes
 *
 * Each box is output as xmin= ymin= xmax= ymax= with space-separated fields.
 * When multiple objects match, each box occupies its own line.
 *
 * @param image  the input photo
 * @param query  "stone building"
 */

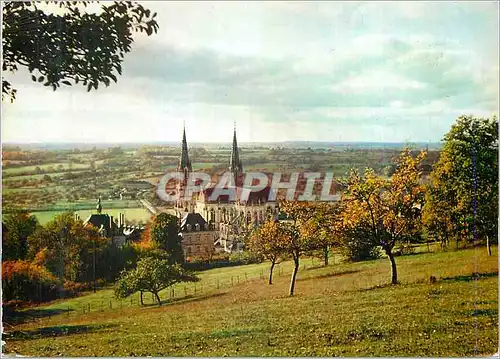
xmin=83 ymin=197 xmax=143 ymax=246
xmin=179 ymin=212 xmax=217 ymax=260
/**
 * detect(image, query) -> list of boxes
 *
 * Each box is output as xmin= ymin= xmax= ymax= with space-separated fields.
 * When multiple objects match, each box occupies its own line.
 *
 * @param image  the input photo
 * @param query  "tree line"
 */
xmin=247 ymin=115 xmax=498 ymax=296
xmin=2 ymin=210 xmax=191 ymax=306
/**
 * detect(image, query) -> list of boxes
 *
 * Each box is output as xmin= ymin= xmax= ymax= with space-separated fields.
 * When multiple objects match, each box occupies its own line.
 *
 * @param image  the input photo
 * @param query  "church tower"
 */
xmin=176 ymin=123 xmax=193 ymax=213
xmin=178 ymin=123 xmax=192 ymax=173
xmin=229 ymin=123 xmax=243 ymax=186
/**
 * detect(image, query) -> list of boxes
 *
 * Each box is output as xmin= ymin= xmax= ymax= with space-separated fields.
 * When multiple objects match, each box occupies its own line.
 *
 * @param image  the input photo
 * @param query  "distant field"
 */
xmin=244 ymin=163 xmax=281 ymax=171
xmin=30 ymin=207 xmax=152 ymax=225
xmin=1 ymin=188 xmax=43 ymax=194
xmin=3 ymin=247 xmax=497 ymax=356
xmin=191 ymin=162 xmax=219 ymax=170
xmin=2 ymin=199 xmax=151 ymax=225
xmin=3 ymin=162 xmax=90 ymax=176
xmin=51 ymin=199 xmax=141 ymax=209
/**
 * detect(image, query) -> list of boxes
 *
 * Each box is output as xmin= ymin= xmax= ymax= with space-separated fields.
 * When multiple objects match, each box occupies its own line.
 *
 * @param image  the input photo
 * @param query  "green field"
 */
xmin=191 ymin=162 xmax=220 ymax=170
xmin=29 ymin=208 xmax=152 ymax=225
xmin=3 ymin=247 xmax=497 ymax=356
xmin=3 ymin=162 xmax=90 ymax=176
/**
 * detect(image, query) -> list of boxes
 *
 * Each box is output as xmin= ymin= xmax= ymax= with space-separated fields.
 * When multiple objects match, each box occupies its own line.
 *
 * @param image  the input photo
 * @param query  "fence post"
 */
xmin=184 ymin=286 xmax=187 ymax=296
xmin=217 ymin=279 xmax=219 ymax=289
xmin=237 ymin=276 xmax=239 ymax=284
xmin=231 ymin=277 xmax=233 ymax=286
xmin=172 ymin=288 xmax=175 ymax=298
xmin=194 ymin=284 xmax=197 ymax=294
xmin=88 ymin=303 xmax=91 ymax=312
xmin=109 ymin=300 xmax=112 ymax=309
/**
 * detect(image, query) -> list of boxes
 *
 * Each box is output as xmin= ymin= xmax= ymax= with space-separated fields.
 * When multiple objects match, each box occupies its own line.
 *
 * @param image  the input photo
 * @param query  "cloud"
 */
xmin=2 ymin=1 xmax=498 ymax=143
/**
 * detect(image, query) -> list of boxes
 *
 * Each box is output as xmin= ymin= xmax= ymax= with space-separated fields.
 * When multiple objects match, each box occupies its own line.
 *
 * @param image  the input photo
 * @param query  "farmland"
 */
xmin=3 ymin=246 xmax=497 ymax=357
xmin=2 ymin=142 xmax=440 ymax=226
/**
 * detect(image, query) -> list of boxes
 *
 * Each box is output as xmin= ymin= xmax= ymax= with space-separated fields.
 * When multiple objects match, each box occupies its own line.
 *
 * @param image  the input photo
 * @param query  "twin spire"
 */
xmin=178 ymin=122 xmax=242 ymax=176
xmin=178 ymin=122 xmax=192 ymax=172
xmin=229 ymin=122 xmax=243 ymax=178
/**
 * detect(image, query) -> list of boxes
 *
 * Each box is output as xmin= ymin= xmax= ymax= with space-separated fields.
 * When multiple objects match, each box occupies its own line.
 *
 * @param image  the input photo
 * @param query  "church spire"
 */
xmin=229 ymin=123 xmax=243 ymax=184
xmin=96 ymin=196 xmax=102 ymax=214
xmin=178 ymin=122 xmax=192 ymax=172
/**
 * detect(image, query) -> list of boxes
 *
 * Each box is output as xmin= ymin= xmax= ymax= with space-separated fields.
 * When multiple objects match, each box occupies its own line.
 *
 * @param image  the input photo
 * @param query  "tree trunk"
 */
xmin=289 ymin=256 xmax=299 ymax=296
xmin=269 ymin=261 xmax=275 ymax=285
xmin=140 ymin=291 xmax=144 ymax=306
xmin=323 ymin=246 xmax=329 ymax=266
xmin=154 ymin=291 xmax=162 ymax=306
xmin=486 ymin=234 xmax=492 ymax=256
xmin=386 ymin=250 xmax=398 ymax=285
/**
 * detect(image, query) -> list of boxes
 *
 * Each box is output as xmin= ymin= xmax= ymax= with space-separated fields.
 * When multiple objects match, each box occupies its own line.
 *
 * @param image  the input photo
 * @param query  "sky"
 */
xmin=2 ymin=1 xmax=499 ymax=144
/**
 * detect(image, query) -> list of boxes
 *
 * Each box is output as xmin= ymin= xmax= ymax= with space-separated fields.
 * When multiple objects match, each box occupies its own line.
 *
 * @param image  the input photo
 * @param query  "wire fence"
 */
xmin=16 ymin=262 xmax=315 ymax=325
xmin=10 ymin=245 xmax=441 ymax=325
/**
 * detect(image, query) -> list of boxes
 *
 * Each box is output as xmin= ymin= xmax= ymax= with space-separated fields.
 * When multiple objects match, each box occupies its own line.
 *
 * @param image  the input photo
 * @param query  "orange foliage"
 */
xmin=134 ymin=222 xmax=155 ymax=249
xmin=2 ymin=260 xmax=57 ymax=282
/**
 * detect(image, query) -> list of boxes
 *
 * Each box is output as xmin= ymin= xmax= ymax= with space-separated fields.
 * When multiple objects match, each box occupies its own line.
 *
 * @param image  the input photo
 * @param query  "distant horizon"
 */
xmin=2 ymin=140 xmax=443 ymax=150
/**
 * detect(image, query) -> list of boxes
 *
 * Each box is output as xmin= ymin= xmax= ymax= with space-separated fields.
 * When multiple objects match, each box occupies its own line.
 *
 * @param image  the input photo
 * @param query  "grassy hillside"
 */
xmin=3 ymin=247 xmax=498 ymax=356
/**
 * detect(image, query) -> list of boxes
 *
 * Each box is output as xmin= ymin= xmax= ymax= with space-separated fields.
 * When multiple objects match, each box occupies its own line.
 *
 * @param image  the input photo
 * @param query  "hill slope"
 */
xmin=3 ymin=247 xmax=498 ymax=356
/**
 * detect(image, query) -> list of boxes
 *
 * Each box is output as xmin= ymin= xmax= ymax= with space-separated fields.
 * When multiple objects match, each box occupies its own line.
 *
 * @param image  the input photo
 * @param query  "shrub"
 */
xmin=2 ymin=260 xmax=59 ymax=303
xmin=339 ymin=228 xmax=381 ymax=262
xmin=229 ymin=250 xmax=263 ymax=265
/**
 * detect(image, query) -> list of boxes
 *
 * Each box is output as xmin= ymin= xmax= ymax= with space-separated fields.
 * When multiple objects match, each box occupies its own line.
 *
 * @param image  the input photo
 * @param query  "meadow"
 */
xmin=30 ymin=208 xmax=152 ymax=225
xmin=3 ymin=246 xmax=498 ymax=357
xmin=2 ymin=162 xmax=90 ymax=176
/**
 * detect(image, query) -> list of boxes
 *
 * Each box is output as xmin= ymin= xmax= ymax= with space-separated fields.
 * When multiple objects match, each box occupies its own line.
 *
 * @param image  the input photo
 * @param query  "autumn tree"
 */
xmin=2 ymin=1 xmax=159 ymax=101
xmin=340 ymin=149 xmax=426 ymax=284
xmin=279 ymin=201 xmax=319 ymax=296
xmin=423 ymin=115 xmax=498 ymax=255
xmin=150 ymin=213 xmax=183 ymax=264
xmin=301 ymin=202 xmax=341 ymax=266
xmin=248 ymin=219 xmax=286 ymax=285
xmin=2 ymin=211 xmax=39 ymax=261
xmin=26 ymin=212 xmax=103 ymax=291
xmin=114 ymin=257 xmax=198 ymax=305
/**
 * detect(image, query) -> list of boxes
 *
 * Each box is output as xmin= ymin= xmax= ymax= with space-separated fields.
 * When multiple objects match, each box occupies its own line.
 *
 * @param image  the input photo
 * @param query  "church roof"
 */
xmin=198 ymin=183 xmax=276 ymax=204
xmin=84 ymin=213 xmax=114 ymax=233
xmin=180 ymin=212 xmax=208 ymax=231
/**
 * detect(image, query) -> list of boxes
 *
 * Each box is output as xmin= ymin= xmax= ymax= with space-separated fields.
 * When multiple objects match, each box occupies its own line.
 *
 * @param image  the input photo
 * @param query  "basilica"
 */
xmin=172 ymin=126 xmax=278 ymax=252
